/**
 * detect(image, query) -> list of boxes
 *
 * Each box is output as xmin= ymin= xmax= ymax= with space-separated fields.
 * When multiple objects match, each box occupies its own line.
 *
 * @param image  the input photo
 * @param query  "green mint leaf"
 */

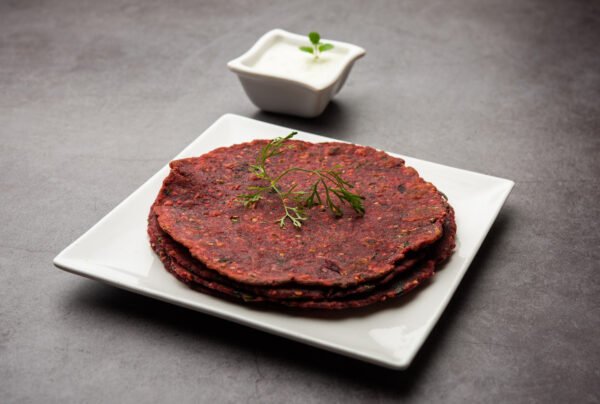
xmin=299 ymin=46 xmax=314 ymax=54
xmin=308 ymin=32 xmax=320 ymax=44
xmin=318 ymin=43 xmax=334 ymax=52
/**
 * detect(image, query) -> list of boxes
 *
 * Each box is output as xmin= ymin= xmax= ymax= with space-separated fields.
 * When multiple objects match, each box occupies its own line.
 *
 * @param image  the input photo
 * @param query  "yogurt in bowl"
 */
xmin=228 ymin=29 xmax=365 ymax=118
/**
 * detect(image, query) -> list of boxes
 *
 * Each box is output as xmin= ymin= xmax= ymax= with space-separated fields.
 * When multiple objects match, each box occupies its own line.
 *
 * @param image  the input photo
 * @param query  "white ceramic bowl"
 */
xmin=228 ymin=29 xmax=365 ymax=118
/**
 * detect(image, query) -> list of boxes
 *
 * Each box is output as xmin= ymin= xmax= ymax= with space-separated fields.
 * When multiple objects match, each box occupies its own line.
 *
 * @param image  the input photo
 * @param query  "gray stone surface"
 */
xmin=1 ymin=0 xmax=599 ymax=402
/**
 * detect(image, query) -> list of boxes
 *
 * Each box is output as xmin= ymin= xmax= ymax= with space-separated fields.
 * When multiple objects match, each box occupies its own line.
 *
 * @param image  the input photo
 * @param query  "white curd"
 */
xmin=247 ymin=39 xmax=346 ymax=88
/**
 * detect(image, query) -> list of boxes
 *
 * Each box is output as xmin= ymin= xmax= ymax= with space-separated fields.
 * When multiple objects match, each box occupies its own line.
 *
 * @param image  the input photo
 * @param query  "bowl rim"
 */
xmin=227 ymin=28 xmax=366 ymax=92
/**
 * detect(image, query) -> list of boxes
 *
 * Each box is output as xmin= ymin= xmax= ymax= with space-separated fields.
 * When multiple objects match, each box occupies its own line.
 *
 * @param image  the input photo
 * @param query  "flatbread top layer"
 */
xmin=153 ymin=140 xmax=449 ymax=288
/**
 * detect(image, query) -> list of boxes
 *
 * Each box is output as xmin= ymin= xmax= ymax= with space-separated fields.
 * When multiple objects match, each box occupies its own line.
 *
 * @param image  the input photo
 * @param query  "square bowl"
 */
xmin=228 ymin=29 xmax=365 ymax=118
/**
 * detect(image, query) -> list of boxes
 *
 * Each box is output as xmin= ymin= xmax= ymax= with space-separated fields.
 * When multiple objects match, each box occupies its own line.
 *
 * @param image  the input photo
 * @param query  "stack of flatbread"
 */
xmin=148 ymin=139 xmax=456 ymax=310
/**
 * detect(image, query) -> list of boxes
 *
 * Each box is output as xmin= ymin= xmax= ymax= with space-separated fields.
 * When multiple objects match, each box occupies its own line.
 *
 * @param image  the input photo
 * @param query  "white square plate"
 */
xmin=54 ymin=114 xmax=514 ymax=369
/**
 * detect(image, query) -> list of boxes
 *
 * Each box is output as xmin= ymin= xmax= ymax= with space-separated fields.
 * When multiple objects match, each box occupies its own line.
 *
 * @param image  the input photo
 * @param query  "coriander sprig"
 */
xmin=238 ymin=132 xmax=365 ymax=228
xmin=299 ymin=32 xmax=334 ymax=60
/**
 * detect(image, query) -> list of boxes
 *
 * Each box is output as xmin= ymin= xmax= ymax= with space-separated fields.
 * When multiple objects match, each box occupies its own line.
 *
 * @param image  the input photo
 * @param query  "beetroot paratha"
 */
xmin=148 ymin=206 xmax=456 ymax=309
xmin=152 ymin=140 xmax=449 ymax=289
xmin=149 ymin=208 xmax=443 ymax=301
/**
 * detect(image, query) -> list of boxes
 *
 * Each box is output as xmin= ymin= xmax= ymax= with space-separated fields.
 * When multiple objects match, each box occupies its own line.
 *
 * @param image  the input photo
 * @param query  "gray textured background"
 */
xmin=1 ymin=0 xmax=599 ymax=403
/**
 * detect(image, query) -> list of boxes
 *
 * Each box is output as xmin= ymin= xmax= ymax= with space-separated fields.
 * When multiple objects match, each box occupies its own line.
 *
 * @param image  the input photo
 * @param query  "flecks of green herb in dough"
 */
xmin=241 ymin=294 xmax=257 ymax=302
xmin=321 ymin=259 xmax=341 ymax=274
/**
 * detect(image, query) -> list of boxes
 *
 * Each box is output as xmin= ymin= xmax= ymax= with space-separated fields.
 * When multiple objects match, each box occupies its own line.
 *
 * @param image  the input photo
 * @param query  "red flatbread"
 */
xmin=148 ymin=205 xmax=456 ymax=309
xmin=149 ymin=209 xmax=435 ymax=300
xmin=152 ymin=140 xmax=449 ymax=288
